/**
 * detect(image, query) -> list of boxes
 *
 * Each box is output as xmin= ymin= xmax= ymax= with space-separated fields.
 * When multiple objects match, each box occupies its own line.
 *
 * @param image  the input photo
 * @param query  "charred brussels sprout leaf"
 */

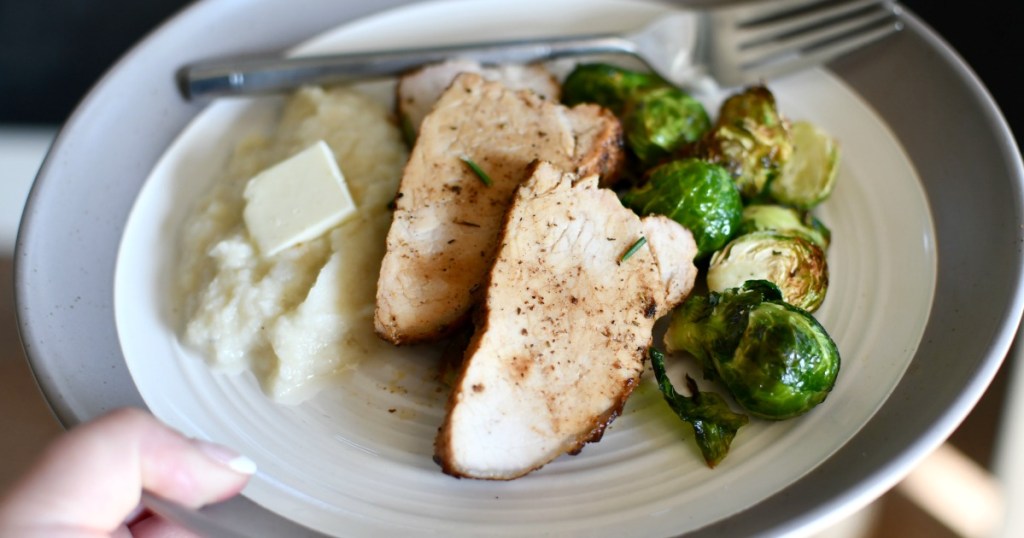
xmin=718 ymin=85 xmax=785 ymax=127
xmin=684 ymin=85 xmax=794 ymax=200
xmin=738 ymin=204 xmax=831 ymax=250
xmin=561 ymin=63 xmax=667 ymax=114
xmin=707 ymin=231 xmax=829 ymax=312
xmin=649 ymin=347 xmax=748 ymax=468
xmin=665 ymin=280 xmax=840 ymax=420
xmin=620 ymin=158 xmax=742 ymax=259
xmin=623 ymin=87 xmax=711 ymax=166
xmin=667 ymin=280 xmax=782 ymax=378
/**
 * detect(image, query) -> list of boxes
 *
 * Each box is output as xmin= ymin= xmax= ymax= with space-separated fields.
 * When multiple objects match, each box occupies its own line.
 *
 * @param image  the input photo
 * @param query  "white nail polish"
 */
xmin=194 ymin=439 xmax=258 ymax=475
xmin=226 ymin=454 xmax=258 ymax=475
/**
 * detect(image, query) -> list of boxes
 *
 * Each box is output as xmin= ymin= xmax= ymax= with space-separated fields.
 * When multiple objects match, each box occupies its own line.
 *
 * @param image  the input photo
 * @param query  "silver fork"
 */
xmin=182 ymin=0 xmax=902 ymax=100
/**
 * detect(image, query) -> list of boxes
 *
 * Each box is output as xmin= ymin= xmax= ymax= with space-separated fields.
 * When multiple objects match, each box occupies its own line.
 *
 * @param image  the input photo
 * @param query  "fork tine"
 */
xmin=737 ymin=0 xmax=885 ymax=45
xmin=729 ymin=0 xmax=850 ymax=25
xmin=746 ymin=16 xmax=902 ymax=80
xmin=738 ymin=2 xmax=898 ymax=68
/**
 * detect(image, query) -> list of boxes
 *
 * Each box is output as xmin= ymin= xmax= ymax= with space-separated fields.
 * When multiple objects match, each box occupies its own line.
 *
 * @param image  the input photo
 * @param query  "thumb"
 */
xmin=0 ymin=407 xmax=255 ymax=535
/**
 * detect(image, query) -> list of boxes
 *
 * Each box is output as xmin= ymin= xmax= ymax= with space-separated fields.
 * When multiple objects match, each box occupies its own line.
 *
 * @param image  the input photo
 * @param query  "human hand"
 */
xmin=0 ymin=407 xmax=255 ymax=537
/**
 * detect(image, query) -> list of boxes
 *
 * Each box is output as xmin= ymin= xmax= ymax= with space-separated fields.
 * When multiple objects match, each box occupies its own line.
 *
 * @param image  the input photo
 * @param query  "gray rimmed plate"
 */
xmin=15 ymin=0 xmax=1024 ymax=536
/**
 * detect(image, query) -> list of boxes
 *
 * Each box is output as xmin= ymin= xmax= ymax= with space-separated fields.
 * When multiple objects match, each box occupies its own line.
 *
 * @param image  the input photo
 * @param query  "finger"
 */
xmin=130 ymin=513 xmax=203 ymax=538
xmin=0 ymin=407 xmax=255 ymax=536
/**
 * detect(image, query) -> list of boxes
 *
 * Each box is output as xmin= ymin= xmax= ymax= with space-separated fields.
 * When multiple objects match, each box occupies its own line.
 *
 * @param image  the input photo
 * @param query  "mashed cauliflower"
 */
xmin=177 ymin=86 xmax=408 ymax=403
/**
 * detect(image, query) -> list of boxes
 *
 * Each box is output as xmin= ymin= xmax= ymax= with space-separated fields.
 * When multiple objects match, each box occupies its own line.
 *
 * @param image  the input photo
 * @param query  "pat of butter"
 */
xmin=243 ymin=140 xmax=356 ymax=256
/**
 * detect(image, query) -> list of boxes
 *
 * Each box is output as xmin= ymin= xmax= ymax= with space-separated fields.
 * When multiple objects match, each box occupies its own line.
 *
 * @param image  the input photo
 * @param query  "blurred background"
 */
xmin=1 ymin=1 xmax=1020 ymax=536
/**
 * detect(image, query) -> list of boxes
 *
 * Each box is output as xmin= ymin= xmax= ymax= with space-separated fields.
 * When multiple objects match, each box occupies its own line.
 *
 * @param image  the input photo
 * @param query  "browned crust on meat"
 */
xmin=433 ymin=165 xmax=648 ymax=478
xmin=432 ymin=159 xmax=696 ymax=477
xmin=434 ymin=375 xmax=640 ymax=479
xmin=375 ymin=74 xmax=626 ymax=345
xmin=569 ymin=105 xmax=626 ymax=186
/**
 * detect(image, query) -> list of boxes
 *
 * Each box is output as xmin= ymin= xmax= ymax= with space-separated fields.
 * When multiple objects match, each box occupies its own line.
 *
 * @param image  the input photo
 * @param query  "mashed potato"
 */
xmin=177 ymin=86 xmax=408 ymax=403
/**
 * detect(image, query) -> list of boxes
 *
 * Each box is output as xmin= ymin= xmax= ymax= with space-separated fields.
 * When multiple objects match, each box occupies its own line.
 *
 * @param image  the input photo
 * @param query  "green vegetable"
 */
xmin=619 ymin=236 xmax=647 ymax=263
xmin=665 ymin=280 xmax=840 ymax=420
xmin=623 ymin=86 xmax=711 ymax=166
xmin=738 ymin=204 xmax=831 ymax=250
xmin=561 ymin=62 xmax=667 ymax=114
xmin=649 ymin=347 xmax=748 ymax=468
xmin=707 ymin=230 xmax=829 ymax=312
xmin=684 ymin=85 xmax=794 ymax=200
xmin=620 ymin=158 xmax=742 ymax=259
xmin=461 ymin=157 xmax=492 ymax=187
xmin=769 ymin=121 xmax=840 ymax=209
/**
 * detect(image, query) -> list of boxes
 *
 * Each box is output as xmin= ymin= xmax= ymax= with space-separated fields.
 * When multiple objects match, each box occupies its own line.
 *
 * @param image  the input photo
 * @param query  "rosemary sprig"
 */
xmin=461 ymin=157 xmax=493 ymax=187
xmin=620 ymin=236 xmax=647 ymax=263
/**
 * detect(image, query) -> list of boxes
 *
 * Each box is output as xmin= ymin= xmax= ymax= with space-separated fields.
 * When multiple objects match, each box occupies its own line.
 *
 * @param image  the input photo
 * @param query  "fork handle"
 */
xmin=181 ymin=34 xmax=636 ymax=100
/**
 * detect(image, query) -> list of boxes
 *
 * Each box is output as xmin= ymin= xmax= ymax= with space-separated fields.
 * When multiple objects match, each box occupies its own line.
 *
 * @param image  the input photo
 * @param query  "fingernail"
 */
xmin=194 ymin=439 xmax=258 ymax=475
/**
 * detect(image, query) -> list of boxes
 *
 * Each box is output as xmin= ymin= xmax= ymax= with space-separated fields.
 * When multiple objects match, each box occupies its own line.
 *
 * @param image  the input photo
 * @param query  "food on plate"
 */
xmin=768 ymin=120 xmax=840 ymax=209
xmin=707 ymin=230 xmax=829 ymax=312
xmin=737 ymin=204 xmax=831 ymax=250
xmin=397 ymin=59 xmax=560 ymax=142
xmin=622 ymin=86 xmax=710 ymax=166
xmin=620 ymin=158 xmax=742 ymax=259
xmin=681 ymin=85 xmax=794 ymax=200
xmin=177 ymin=86 xmax=408 ymax=403
xmin=648 ymin=347 xmax=748 ymax=468
xmin=560 ymin=62 xmax=666 ymax=114
xmin=241 ymin=140 xmax=357 ymax=257
xmin=558 ymin=66 xmax=842 ymax=460
xmin=175 ymin=55 xmax=844 ymax=471
xmin=561 ymin=62 xmax=710 ymax=166
xmin=435 ymin=161 xmax=699 ymax=479
xmin=665 ymin=280 xmax=840 ymax=420
xmin=374 ymin=72 xmax=626 ymax=345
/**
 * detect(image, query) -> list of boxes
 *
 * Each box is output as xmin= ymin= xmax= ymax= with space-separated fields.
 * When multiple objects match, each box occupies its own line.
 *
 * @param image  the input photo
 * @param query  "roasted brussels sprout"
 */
xmin=665 ymin=280 xmax=840 ymax=420
xmin=684 ymin=85 xmax=794 ymax=199
xmin=707 ymin=231 xmax=829 ymax=312
xmin=620 ymin=158 xmax=742 ymax=259
xmin=561 ymin=62 xmax=667 ymax=114
xmin=623 ymin=86 xmax=711 ymax=165
xmin=768 ymin=121 xmax=840 ymax=209
xmin=649 ymin=347 xmax=748 ymax=468
xmin=738 ymin=204 xmax=831 ymax=250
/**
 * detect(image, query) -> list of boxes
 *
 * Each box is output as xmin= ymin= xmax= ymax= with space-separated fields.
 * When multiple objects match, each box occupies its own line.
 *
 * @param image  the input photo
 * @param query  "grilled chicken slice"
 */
xmin=434 ymin=161 xmax=699 ymax=480
xmin=397 ymin=59 xmax=561 ymax=139
xmin=375 ymin=73 xmax=625 ymax=345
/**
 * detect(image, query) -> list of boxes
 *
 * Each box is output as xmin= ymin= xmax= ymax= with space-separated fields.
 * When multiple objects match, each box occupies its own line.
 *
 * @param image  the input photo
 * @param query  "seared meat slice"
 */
xmin=397 ymin=59 xmax=561 ymax=139
xmin=375 ymin=73 xmax=625 ymax=345
xmin=434 ymin=161 xmax=699 ymax=480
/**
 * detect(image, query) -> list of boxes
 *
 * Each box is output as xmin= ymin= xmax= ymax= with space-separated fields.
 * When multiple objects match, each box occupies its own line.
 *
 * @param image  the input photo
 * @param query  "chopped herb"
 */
xmin=649 ymin=347 xmax=748 ymax=468
xmin=461 ymin=158 xmax=493 ymax=187
xmin=619 ymin=236 xmax=647 ymax=262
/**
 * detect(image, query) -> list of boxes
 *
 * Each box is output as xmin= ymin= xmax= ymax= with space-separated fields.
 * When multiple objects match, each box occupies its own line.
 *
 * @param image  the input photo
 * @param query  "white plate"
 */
xmin=113 ymin=0 xmax=935 ymax=535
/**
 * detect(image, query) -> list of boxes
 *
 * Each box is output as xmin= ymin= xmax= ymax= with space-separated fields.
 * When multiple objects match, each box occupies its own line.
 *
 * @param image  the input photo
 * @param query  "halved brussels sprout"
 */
xmin=620 ymin=158 xmax=742 ymax=259
xmin=665 ymin=280 xmax=840 ymax=420
xmin=623 ymin=86 xmax=710 ymax=166
xmin=768 ymin=121 xmax=839 ymax=209
xmin=561 ymin=62 xmax=667 ymax=114
xmin=684 ymin=86 xmax=794 ymax=199
xmin=707 ymin=230 xmax=829 ymax=312
xmin=738 ymin=204 xmax=831 ymax=250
